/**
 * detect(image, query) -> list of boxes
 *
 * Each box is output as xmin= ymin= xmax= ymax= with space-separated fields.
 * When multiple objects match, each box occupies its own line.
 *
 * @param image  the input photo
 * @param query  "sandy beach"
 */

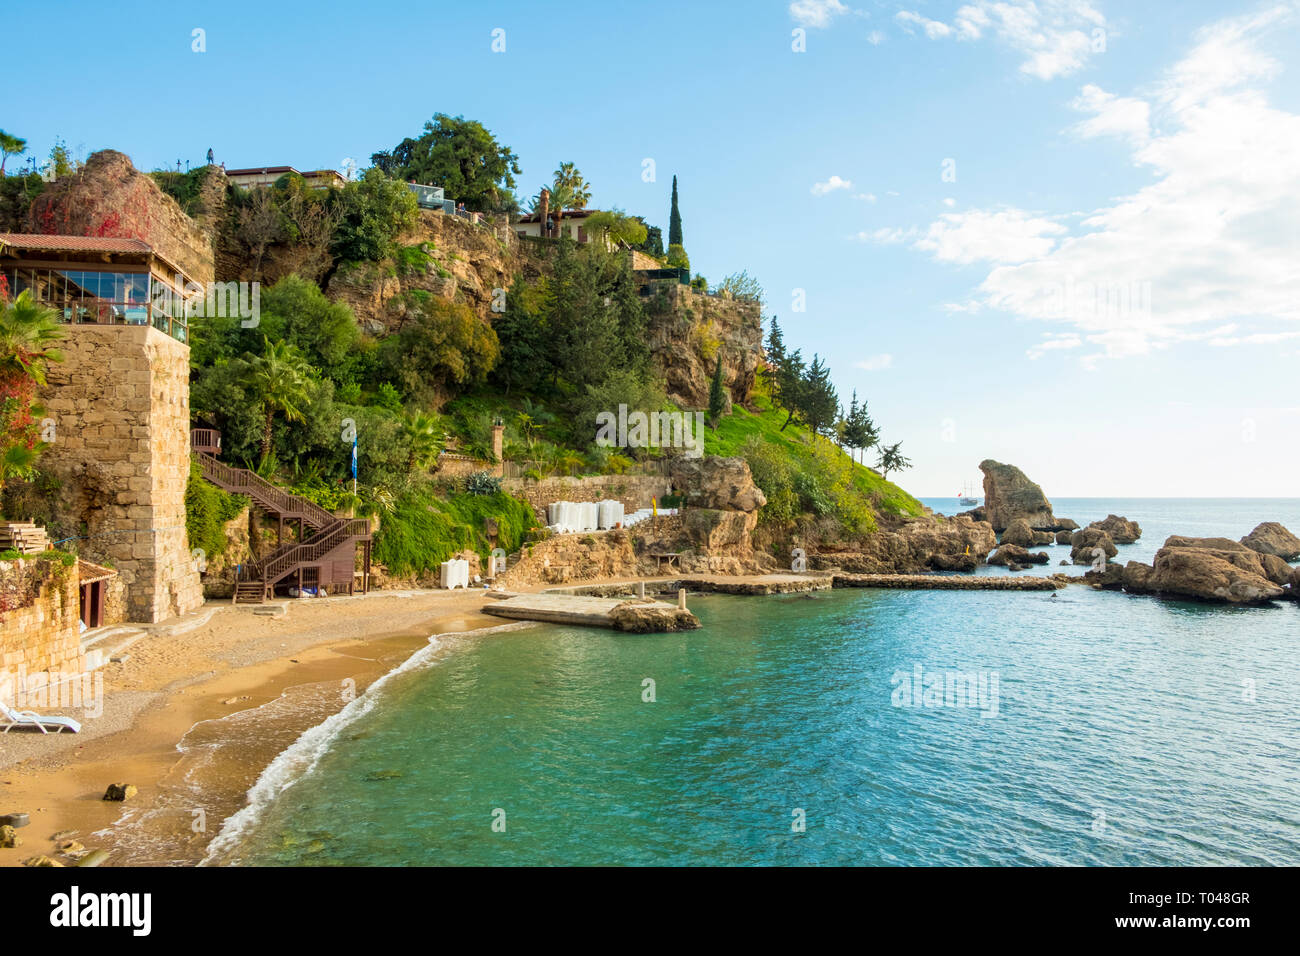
xmin=0 ymin=588 xmax=513 ymax=867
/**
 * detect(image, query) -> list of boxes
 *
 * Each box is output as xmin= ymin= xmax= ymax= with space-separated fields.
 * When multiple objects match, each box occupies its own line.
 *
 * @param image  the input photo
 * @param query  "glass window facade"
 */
xmin=0 ymin=265 xmax=188 ymax=342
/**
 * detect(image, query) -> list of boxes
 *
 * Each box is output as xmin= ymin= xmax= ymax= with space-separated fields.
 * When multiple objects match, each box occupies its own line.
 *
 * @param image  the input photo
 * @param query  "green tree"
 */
xmin=552 ymin=162 xmax=590 ymax=209
xmin=0 ymin=290 xmax=63 ymax=499
xmin=0 ymin=130 xmax=26 ymax=175
xmin=843 ymin=391 xmax=879 ymax=464
xmin=490 ymin=276 xmax=549 ymax=395
xmin=370 ymin=114 xmax=521 ymax=212
xmin=381 ymin=298 xmax=500 ymax=407
xmin=634 ymin=221 xmax=664 ymax=258
xmin=0 ymin=290 xmax=64 ymax=386
xmin=665 ymin=243 xmax=689 ymax=272
xmin=583 ymin=209 xmax=648 ymax=248
xmin=800 ymin=354 xmax=838 ymax=440
xmin=242 ymin=338 xmax=313 ymax=462
xmin=401 ymin=411 xmax=443 ymax=474
xmin=708 ymin=353 xmax=727 ymax=429
xmin=774 ymin=348 xmax=805 ymax=431
xmin=877 ymin=441 xmax=912 ymax=480
xmin=329 ymin=168 xmax=419 ymax=262
xmin=668 ymin=175 xmax=683 ymax=248
xmin=258 ymin=275 xmax=361 ymax=382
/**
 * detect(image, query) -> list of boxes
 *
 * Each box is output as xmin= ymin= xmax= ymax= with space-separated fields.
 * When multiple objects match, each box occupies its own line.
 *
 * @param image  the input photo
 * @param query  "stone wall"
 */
xmin=37 ymin=326 xmax=203 ymax=623
xmin=501 ymin=474 xmax=672 ymax=524
xmin=0 ymin=557 xmax=84 ymax=689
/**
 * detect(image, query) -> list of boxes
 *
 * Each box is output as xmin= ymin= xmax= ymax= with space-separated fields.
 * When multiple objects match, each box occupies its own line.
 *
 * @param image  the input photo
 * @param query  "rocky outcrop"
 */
xmin=1127 ymin=548 xmax=1284 ymax=604
xmin=1240 ymin=522 xmax=1300 ymax=560
xmin=1114 ymin=535 xmax=1291 ymax=604
xmin=609 ymin=599 xmax=700 ymax=632
xmin=1070 ymin=528 xmax=1118 ymax=565
xmin=1055 ymin=530 xmax=1073 ymax=545
xmin=1001 ymin=517 xmax=1053 ymax=548
xmin=1088 ymin=514 xmax=1141 ymax=544
xmin=979 ymin=460 xmax=1069 ymax=531
xmin=988 ymin=544 xmax=1050 ymax=567
xmin=811 ymin=514 xmax=997 ymax=575
xmin=28 ymin=150 xmax=215 ymax=284
xmin=647 ymin=284 xmax=763 ymax=408
xmin=667 ymin=457 xmax=766 ymax=512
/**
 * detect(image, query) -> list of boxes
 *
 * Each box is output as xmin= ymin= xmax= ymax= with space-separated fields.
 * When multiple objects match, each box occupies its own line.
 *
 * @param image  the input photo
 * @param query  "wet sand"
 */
xmin=0 ymin=589 xmax=509 ymax=867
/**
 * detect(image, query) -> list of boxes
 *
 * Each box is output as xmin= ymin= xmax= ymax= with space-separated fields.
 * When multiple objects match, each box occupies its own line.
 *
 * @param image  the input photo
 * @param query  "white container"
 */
xmin=440 ymin=559 xmax=470 ymax=590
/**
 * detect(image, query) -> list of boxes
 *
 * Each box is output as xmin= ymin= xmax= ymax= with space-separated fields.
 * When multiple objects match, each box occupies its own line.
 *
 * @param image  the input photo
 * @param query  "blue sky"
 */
xmin=7 ymin=0 xmax=1298 ymax=496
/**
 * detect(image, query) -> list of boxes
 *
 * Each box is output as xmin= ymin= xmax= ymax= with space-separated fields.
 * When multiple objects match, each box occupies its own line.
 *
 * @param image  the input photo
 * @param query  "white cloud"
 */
xmin=942 ymin=197 xmax=956 ymax=207
xmin=914 ymin=209 xmax=1067 ymax=264
xmin=811 ymin=175 xmax=853 ymax=196
xmin=896 ymin=11 xmax=951 ymax=39
xmin=1026 ymin=333 xmax=1082 ymax=359
xmin=855 ymin=192 xmax=877 ymax=202
xmin=920 ymin=7 xmax=1300 ymax=364
xmin=790 ymin=0 xmax=849 ymax=28
xmin=1208 ymin=329 xmax=1300 ymax=347
xmin=852 ymin=226 xmax=917 ymax=244
xmin=856 ymin=353 xmax=894 ymax=371
xmin=868 ymin=30 xmax=885 ymax=45
xmin=1070 ymin=84 xmax=1150 ymax=145
xmin=895 ymin=1 xmax=1107 ymax=80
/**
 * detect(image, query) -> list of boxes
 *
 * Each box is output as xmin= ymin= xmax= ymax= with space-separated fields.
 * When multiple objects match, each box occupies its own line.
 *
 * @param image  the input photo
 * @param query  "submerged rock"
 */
xmin=1240 ymin=522 xmax=1300 ymax=560
xmin=1088 ymin=514 xmax=1141 ymax=544
xmin=609 ymin=600 xmax=701 ymax=632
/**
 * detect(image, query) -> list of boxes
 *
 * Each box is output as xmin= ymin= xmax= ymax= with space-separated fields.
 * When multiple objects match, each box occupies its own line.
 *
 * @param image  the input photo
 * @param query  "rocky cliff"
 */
xmin=28 ymin=150 xmax=215 ymax=284
xmin=978 ymin=459 xmax=1072 ymax=532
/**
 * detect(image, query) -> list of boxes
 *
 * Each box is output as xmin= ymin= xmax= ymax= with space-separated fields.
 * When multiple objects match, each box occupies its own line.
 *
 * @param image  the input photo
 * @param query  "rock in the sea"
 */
xmin=979 ymin=460 xmax=1059 ymax=531
xmin=22 ymin=855 xmax=63 ymax=867
xmin=1001 ymin=518 xmax=1053 ymax=548
xmin=1240 ymin=522 xmax=1300 ymax=560
xmin=1055 ymin=530 xmax=1073 ymax=545
xmin=1088 ymin=514 xmax=1141 ymax=544
xmin=1138 ymin=548 xmax=1284 ymax=604
xmin=988 ymin=544 xmax=1050 ymax=566
xmin=609 ymin=600 xmax=701 ymax=632
xmin=927 ymin=552 xmax=979 ymax=572
xmin=1084 ymin=563 xmax=1126 ymax=588
xmin=1070 ymin=528 xmax=1118 ymax=565
xmin=102 ymin=783 xmax=137 ymax=802
xmin=1055 ymin=518 xmax=1079 ymax=531
xmin=1161 ymin=536 xmax=1291 ymax=585
xmin=0 ymin=825 xmax=21 ymax=848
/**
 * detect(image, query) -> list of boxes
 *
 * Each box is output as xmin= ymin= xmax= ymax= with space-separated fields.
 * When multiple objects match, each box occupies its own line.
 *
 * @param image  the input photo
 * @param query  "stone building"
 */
xmin=0 ymin=234 xmax=204 ymax=623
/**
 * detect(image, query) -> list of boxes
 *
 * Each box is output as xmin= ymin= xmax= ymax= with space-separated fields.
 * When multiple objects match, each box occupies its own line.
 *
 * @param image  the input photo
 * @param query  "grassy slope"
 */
xmin=704 ymin=392 xmax=924 ymax=519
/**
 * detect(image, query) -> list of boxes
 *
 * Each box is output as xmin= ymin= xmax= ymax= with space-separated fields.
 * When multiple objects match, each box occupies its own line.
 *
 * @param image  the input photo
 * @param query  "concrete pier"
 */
xmin=482 ymin=592 xmax=700 ymax=632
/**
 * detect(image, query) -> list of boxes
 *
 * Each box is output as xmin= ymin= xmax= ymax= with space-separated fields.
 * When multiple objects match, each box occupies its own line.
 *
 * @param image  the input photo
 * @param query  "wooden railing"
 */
xmin=262 ymin=518 xmax=371 ymax=585
xmin=196 ymin=453 xmax=336 ymax=529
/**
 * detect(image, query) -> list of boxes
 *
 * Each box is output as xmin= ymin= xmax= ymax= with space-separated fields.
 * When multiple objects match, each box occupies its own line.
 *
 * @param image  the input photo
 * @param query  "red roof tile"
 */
xmin=0 ymin=233 xmax=154 ymax=255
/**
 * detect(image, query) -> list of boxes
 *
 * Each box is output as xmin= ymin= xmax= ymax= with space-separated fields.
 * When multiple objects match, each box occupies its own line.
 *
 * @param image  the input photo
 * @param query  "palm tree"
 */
xmin=241 ymin=338 xmax=311 ymax=463
xmin=531 ymin=182 xmax=575 ymax=235
xmin=552 ymin=162 xmax=591 ymax=209
xmin=0 ymin=130 xmax=26 ymax=175
xmin=0 ymin=290 xmax=65 ymax=386
xmin=402 ymin=411 xmax=442 ymax=473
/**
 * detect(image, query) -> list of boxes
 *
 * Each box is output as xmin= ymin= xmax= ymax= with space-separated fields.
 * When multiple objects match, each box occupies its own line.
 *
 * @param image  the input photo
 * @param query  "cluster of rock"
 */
xmin=973 ymin=460 xmax=1077 ymax=532
xmin=1088 ymin=523 xmax=1300 ymax=605
xmin=812 ymin=513 xmax=997 ymax=574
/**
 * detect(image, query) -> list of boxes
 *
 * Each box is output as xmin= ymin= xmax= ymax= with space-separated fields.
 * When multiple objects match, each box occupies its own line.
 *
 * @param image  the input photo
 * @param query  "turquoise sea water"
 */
xmin=212 ymin=500 xmax=1300 ymax=866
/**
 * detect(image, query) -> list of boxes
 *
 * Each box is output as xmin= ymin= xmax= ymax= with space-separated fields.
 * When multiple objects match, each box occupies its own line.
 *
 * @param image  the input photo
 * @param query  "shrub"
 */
xmin=465 ymin=471 xmax=502 ymax=496
xmin=185 ymin=460 xmax=248 ymax=560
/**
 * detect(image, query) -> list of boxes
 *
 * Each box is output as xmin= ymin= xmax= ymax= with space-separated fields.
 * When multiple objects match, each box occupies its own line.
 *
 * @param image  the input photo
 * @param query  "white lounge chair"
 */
xmin=1 ymin=701 xmax=81 ymax=734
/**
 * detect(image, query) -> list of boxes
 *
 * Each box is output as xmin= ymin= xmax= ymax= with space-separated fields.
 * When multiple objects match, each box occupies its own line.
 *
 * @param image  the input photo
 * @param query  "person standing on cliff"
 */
xmin=207 ymin=147 xmax=214 ymax=166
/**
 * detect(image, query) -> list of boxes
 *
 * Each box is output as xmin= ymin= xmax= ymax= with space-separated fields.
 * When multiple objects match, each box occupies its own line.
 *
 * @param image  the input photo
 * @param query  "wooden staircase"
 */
xmin=195 ymin=443 xmax=371 ymax=605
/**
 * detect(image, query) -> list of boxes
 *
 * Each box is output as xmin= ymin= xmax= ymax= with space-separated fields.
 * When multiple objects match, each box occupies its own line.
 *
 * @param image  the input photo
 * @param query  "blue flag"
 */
xmin=351 ymin=436 xmax=358 ymax=479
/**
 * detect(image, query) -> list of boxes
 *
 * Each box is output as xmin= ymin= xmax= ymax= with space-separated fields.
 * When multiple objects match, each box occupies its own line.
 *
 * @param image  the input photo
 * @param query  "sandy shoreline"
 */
xmin=0 ymin=588 xmax=518 ymax=867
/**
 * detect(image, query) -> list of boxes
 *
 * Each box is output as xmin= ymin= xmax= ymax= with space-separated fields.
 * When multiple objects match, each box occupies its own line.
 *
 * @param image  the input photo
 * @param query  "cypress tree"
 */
xmin=708 ymin=352 xmax=727 ymax=429
xmin=668 ymin=175 xmax=683 ymax=248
